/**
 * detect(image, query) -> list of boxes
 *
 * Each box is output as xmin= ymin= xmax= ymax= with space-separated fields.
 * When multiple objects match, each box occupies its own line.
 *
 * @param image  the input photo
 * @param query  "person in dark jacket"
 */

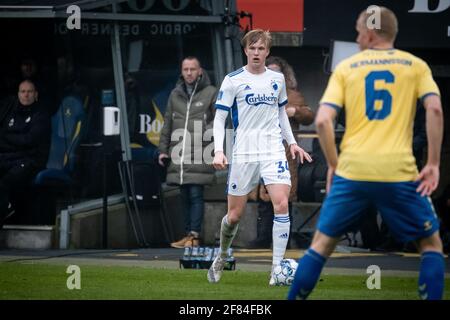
xmin=0 ymin=79 xmax=51 ymax=228
xmin=158 ymin=56 xmax=217 ymax=248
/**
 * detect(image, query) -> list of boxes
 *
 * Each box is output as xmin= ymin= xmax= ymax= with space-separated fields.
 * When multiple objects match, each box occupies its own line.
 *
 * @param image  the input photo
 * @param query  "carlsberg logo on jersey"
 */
xmin=245 ymin=93 xmax=278 ymax=106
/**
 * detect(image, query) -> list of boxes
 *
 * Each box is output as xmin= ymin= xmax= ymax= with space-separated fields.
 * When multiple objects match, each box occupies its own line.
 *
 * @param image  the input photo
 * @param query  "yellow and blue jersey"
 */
xmin=320 ymin=49 xmax=440 ymax=182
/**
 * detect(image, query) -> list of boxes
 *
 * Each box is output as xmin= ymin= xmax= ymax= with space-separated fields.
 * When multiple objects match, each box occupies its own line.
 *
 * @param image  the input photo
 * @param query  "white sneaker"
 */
xmin=207 ymin=255 xmax=225 ymax=283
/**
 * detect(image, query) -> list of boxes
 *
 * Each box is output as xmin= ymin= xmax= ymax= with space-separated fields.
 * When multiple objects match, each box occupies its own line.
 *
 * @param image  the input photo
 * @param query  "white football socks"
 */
xmin=272 ymin=212 xmax=290 ymax=267
xmin=219 ymin=215 xmax=239 ymax=258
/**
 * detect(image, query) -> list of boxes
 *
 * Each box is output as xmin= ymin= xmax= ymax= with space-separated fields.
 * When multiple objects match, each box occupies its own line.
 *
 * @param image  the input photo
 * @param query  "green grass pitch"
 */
xmin=0 ymin=262 xmax=448 ymax=300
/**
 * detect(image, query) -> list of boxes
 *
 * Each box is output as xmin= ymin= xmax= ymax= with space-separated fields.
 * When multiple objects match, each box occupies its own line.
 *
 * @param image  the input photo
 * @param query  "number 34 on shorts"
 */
xmin=277 ymin=161 xmax=289 ymax=173
xmin=227 ymin=159 xmax=291 ymax=196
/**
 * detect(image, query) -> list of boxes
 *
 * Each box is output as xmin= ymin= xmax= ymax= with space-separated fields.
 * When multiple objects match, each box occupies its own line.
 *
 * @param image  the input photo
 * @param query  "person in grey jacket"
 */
xmin=158 ymin=56 xmax=217 ymax=248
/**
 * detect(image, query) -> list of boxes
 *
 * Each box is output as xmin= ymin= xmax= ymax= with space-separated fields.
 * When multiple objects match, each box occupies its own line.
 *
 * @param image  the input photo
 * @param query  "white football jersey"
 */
xmin=215 ymin=66 xmax=288 ymax=163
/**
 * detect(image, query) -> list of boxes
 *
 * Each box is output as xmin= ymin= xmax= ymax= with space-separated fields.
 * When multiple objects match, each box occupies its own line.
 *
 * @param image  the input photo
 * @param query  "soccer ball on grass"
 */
xmin=272 ymin=258 xmax=298 ymax=286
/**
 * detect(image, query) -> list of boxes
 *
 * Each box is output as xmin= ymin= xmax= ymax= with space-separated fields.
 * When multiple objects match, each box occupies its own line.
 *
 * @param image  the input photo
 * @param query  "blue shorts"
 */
xmin=317 ymin=175 xmax=439 ymax=244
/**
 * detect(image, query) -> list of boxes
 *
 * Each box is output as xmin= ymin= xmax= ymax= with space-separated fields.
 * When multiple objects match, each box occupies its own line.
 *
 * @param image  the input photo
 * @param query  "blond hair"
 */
xmin=241 ymin=29 xmax=272 ymax=49
xmin=359 ymin=6 xmax=398 ymax=42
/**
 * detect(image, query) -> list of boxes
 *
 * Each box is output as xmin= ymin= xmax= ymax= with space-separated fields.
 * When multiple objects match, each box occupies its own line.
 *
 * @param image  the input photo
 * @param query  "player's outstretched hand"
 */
xmin=290 ymin=144 xmax=313 ymax=164
xmin=416 ymin=164 xmax=440 ymax=197
xmin=213 ymin=151 xmax=228 ymax=170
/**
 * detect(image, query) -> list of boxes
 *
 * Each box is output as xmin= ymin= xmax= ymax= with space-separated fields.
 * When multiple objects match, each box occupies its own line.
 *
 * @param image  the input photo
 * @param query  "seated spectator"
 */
xmin=0 ymin=79 xmax=51 ymax=228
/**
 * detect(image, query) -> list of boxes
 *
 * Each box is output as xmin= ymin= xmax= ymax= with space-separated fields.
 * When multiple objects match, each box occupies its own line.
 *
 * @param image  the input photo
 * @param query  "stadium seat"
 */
xmin=34 ymin=95 xmax=86 ymax=187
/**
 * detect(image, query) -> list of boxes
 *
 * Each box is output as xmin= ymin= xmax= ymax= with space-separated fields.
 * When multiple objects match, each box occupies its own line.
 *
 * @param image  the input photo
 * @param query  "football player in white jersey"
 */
xmin=207 ymin=29 xmax=312 ymax=285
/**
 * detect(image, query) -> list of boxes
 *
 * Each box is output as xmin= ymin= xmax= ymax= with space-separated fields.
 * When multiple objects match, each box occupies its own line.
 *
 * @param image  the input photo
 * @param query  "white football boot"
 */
xmin=207 ymin=255 xmax=225 ymax=283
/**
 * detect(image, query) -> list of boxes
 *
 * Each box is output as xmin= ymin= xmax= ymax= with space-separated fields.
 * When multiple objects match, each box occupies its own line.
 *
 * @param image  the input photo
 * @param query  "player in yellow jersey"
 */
xmin=288 ymin=6 xmax=445 ymax=300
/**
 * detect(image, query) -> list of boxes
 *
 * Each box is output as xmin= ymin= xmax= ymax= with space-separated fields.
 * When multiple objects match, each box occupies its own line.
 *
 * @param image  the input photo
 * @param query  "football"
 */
xmin=272 ymin=258 xmax=298 ymax=286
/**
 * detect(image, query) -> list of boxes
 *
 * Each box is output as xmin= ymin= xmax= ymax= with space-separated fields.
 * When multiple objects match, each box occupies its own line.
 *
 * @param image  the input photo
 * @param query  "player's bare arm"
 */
xmin=416 ymin=94 xmax=443 ymax=196
xmin=315 ymin=104 xmax=339 ymax=193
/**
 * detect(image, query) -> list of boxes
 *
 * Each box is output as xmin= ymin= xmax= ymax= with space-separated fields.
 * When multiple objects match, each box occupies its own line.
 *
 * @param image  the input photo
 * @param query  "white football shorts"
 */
xmin=227 ymin=159 xmax=291 ymax=196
